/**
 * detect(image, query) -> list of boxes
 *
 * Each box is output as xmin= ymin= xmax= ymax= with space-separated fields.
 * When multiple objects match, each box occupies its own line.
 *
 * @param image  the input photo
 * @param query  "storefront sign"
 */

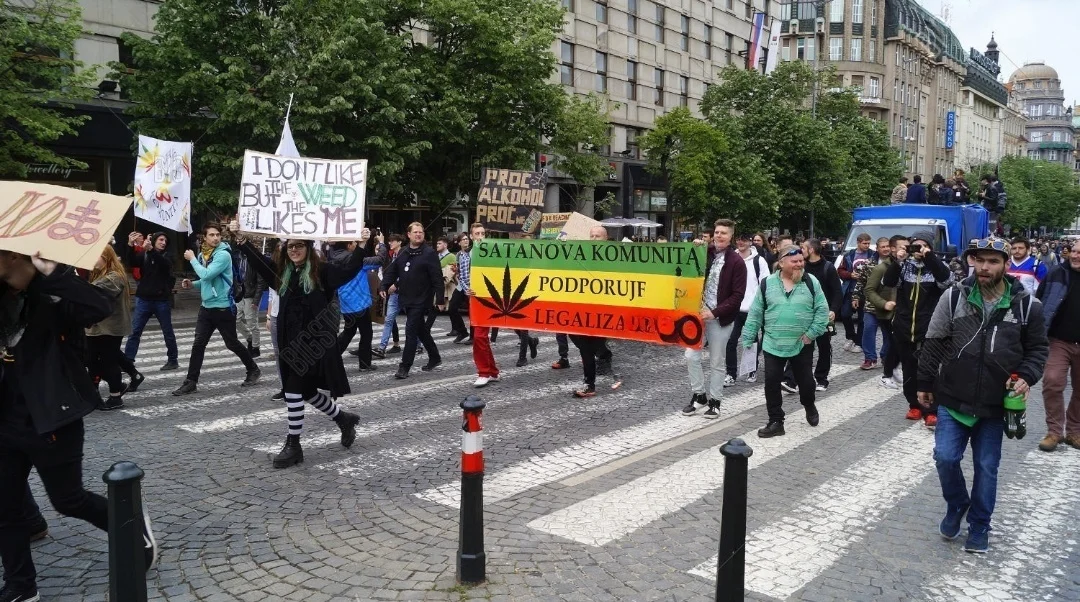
xmin=474 ymin=168 xmax=547 ymax=232
xmin=469 ymin=240 xmax=705 ymax=348
xmin=0 ymin=181 xmax=131 ymax=269
xmin=969 ymin=48 xmax=1000 ymax=77
xmin=945 ymin=111 xmax=956 ymax=149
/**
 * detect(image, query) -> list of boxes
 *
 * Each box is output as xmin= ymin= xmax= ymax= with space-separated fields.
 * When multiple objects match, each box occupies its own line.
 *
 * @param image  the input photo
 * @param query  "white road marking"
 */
xmin=685 ymin=422 xmax=934 ymax=598
xmin=526 ymin=375 xmax=893 ymax=547
xmin=416 ymin=364 xmax=864 ymax=508
xmin=922 ymin=449 xmax=1080 ymax=602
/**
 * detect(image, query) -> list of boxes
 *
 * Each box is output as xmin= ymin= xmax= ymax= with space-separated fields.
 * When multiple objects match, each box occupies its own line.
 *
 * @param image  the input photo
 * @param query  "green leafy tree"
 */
xmin=700 ymin=62 xmax=901 ymax=236
xmin=116 ymin=0 xmax=426 ymax=213
xmin=971 ymin=156 xmax=1080 ymax=233
xmin=1 ymin=0 xmax=94 ymax=177
xmin=640 ymin=107 xmax=780 ymax=233
xmin=546 ymin=93 xmax=615 ymax=212
xmin=117 ymin=0 xmax=611 ymax=217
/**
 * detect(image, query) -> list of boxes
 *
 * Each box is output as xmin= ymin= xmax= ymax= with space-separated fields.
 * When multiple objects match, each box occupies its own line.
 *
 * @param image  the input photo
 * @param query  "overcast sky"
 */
xmin=914 ymin=0 xmax=1079 ymax=107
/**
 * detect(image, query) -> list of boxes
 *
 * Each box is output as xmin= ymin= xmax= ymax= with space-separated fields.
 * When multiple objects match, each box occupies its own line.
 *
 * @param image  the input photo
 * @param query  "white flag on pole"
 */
xmin=275 ymin=94 xmax=300 ymax=158
xmin=133 ymin=135 xmax=193 ymax=232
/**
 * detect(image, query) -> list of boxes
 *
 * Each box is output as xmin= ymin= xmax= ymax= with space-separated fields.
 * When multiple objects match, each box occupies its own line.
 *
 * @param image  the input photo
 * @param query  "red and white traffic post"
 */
xmin=457 ymin=395 xmax=486 ymax=584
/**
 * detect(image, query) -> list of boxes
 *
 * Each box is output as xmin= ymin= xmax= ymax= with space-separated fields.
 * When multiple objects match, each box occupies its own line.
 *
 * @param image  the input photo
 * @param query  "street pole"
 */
xmin=808 ymin=2 xmax=824 ymax=239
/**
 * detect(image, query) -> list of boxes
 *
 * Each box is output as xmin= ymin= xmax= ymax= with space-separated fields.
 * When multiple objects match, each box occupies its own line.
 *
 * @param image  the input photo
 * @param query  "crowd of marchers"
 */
xmin=684 ymin=216 xmax=1079 ymax=557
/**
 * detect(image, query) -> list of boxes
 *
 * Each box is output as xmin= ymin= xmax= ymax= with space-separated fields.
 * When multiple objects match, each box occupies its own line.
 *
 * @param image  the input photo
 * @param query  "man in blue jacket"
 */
xmin=905 ymin=174 xmax=928 ymax=204
xmin=172 ymin=222 xmax=260 ymax=395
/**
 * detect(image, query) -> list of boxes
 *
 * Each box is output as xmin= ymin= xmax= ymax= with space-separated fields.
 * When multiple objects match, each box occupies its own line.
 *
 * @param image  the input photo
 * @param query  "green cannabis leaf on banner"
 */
xmin=475 ymin=264 xmax=538 ymax=319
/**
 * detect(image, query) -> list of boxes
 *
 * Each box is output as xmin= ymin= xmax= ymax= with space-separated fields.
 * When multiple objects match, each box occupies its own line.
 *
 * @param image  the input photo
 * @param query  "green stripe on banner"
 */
xmin=471 ymin=240 xmax=706 ymax=279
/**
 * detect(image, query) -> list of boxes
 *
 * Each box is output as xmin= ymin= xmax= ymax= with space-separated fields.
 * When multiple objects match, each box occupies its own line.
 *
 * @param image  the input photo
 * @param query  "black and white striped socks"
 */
xmin=283 ymin=391 xmax=341 ymax=436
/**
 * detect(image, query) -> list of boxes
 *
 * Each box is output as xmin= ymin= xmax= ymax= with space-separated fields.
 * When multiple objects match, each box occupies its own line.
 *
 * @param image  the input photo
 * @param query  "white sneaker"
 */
xmin=842 ymin=341 xmax=855 ymax=352
xmin=893 ymin=368 xmax=904 ymax=383
xmin=745 ymin=371 xmax=757 ymax=383
xmin=723 ymin=375 xmax=736 ymax=387
xmin=474 ymin=376 xmax=491 ymax=387
xmin=879 ymin=376 xmax=898 ymax=390
xmin=849 ymin=344 xmax=863 ymax=354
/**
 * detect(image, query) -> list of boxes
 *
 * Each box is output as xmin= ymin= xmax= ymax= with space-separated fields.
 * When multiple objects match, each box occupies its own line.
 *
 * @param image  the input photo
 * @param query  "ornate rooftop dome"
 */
xmin=1009 ymin=62 xmax=1059 ymax=82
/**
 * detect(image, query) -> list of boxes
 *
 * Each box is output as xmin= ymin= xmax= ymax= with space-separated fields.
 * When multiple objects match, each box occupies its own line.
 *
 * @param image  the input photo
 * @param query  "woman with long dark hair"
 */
xmin=88 ymin=245 xmax=144 ymax=410
xmin=235 ymin=229 xmax=370 ymax=468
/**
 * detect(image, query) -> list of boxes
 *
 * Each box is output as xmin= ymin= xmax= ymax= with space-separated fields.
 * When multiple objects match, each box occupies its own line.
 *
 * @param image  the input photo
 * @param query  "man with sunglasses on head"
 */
xmin=741 ymin=243 xmax=829 ymax=438
xmin=882 ymin=230 xmax=952 ymax=427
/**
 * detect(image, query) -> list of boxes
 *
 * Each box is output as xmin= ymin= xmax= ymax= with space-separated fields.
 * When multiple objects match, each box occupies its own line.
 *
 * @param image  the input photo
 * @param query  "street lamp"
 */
xmin=806 ymin=0 xmax=826 ymax=239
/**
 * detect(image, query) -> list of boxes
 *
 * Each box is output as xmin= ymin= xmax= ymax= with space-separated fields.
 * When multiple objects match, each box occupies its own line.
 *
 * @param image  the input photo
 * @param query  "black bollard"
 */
xmin=716 ymin=438 xmax=753 ymax=602
xmin=457 ymin=395 xmax=486 ymax=584
xmin=103 ymin=461 xmax=148 ymax=602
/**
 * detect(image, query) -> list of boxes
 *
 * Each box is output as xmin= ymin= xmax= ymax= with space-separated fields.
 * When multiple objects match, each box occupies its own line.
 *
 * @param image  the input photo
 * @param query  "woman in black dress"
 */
xmin=236 ymin=229 xmax=370 ymax=468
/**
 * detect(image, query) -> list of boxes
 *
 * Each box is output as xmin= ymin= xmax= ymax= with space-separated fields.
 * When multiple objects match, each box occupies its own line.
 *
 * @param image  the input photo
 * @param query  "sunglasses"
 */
xmin=782 ymin=247 xmax=803 ymax=258
xmin=287 ymin=242 xmax=307 ymax=250
xmin=970 ymin=238 xmax=1009 ymax=254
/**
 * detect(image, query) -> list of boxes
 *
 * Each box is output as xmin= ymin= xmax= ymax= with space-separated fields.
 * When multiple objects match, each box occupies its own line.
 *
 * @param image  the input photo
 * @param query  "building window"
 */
xmin=627 ymin=0 xmax=638 ymax=33
xmin=1031 ymin=132 xmax=1042 ymax=142
xmin=680 ymin=15 xmax=689 ymax=51
xmin=656 ymin=5 xmax=665 ymax=43
xmin=871 ymin=0 xmax=877 ymax=24
xmin=655 ymin=68 xmax=665 ymax=106
xmin=781 ymin=2 xmax=791 ymax=20
xmin=829 ymin=0 xmax=843 ymax=22
xmin=868 ymin=39 xmax=875 ymax=63
xmin=782 ymin=42 xmax=791 ymax=62
xmin=726 ymin=33 xmax=735 ymax=65
xmin=679 ymin=75 xmax=689 ymax=106
xmin=850 ymin=38 xmax=862 ymax=61
xmin=627 ymin=127 xmax=641 ymax=158
xmin=829 ymin=37 xmax=842 ymax=60
xmin=1030 ymin=104 xmax=1042 ymax=117
xmin=1053 ymin=131 xmax=1062 ymax=142
xmin=704 ymin=25 xmax=712 ymax=59
xmin=560 ymin=42 xmax=574 ymax=85
xmin=596 ymin=1 xmax=607 ymax=23
xmin=562 ymin=0 xmax=573 ymax=10
xmin=596 ymin=51 xmax=607 ymax=93
xmin=797 ymin=38 xmax=805 ymax=60
xmin=1049 ymin=150 xmax=1058 ymax=161
xmin=852 ymin=0 xmax=863 ymax=23
xmin=1033 ymin=80 xmax=1042 ymax=89
xmin=627 ymin=60 xmax=638 ymax=100
xmin=869 ymin=77 xmax=879 ymax=97
xmin=726 ymin=0 xmax=733 ymax=10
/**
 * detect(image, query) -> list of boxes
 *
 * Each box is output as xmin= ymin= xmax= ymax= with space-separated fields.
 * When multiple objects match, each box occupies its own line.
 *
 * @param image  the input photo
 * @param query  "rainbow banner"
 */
xmin=469 ymin=240 xmax=706 ymax=348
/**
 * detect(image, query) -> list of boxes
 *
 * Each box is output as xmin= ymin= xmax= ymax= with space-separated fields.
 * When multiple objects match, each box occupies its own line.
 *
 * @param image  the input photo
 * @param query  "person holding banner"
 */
xmin=0 ymin=252 xmax=159 ymax=602
xmin=449 ymin=232 xmax=473 ymax=345
xmin=567 ymin=226 xmax=620 ymax=398
xmin=463 ymin=223 xmax=501 ymax=387
xmin=381 ymin=223 xmax=446 ymax=379
xmin=233 ymin=229 xmax=369 ymax=468
xmin=122 ymin=231 xmax=180 ymax=371
xmin=173 ymin=222 xmax=261 ymax=396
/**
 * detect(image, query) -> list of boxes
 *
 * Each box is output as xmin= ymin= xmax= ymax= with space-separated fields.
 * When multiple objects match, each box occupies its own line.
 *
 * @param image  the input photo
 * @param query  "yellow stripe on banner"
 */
xmin=470 ymin=266 xmax=702 ymax=311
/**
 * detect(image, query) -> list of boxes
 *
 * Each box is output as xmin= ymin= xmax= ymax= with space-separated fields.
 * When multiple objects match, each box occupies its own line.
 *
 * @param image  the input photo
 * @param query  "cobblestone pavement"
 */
xmin=18 ymin=316 xmax=1080 ymax=602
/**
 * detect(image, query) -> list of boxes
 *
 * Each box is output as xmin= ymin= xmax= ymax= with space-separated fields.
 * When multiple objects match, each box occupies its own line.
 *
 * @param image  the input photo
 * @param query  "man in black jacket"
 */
xmin=0 ymin=252 xmax=159 ymax=602
xmin=882 ymin=230 xmax=953 ymax=427
xmin=123 ymin=231 xmax=180 ymax=370
xmin=381 ymin=222 xmax=445 ymax=379
xmin=918 ymin=237 xmax=1048 ymax=553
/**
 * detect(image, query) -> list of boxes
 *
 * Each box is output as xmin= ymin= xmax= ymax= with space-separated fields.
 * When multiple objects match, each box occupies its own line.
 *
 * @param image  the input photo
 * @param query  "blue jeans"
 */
xmin=861 ymin=312 xmax=888 ymax=362
xmin=124 ymin=297 xmax=178 ymax=363
xmin=933 ymin=407 xmax=1004 ymax=534
xmin=379 ymin=293 xmax=400 ymax=349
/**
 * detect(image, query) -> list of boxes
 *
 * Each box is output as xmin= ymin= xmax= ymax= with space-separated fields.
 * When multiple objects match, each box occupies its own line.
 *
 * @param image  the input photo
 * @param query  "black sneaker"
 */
xmin=681 ymin=393 xmax=707 ymax=416
xmin=551 ymin=358 xmax=570 ymax=370
xmin=703 ymin=400 xmax=720 ymax=419
xmin=127 ymin=372 xmax=145 ymax=393
xmin=249 ymin=346 xmax=261 ymax=359
xmin=271 ymin=390 xmax=285 ymax=401
xmin=27 ymin=516 xmax=48 ymax=543
xmin=421 ymin=360 xmax=442 ymax=372
xmin=516 ymin=356 xmax=528 ymax=367
xmin=453 ymin=333 xmax=470 ymax=344
xmin=349 ymin=349 xmax=361 ymax=356
xmin=394 ymin=367 xmax=409 ymax=379
xmin=780 ymin=381 xmax=798 ymax=394
xmin=757 ymin=421 xmax=786 ymax=438
xmin=142 ymin=503 xmax=159 ymax=572
xmin=805 ymin=404 xmax=820 ymax=427
xmin=171 ymin=380 xmax=197 ymax=396
xmin=372 ymin=347 xmax=386 ymax=359
xmin=388 ymin=345 xmax=401 ymax=354
xmin=0 ymin=586 xmax=40 ymax=602
xmin=241 ymin=367 xmax=261 ymax=387
xmin=445 ymin=330 xmax=461 ymax=338
xmin=357 ymin=364 xmax=377 ymax=372
xmin=159 ymin=361 xmax=179 ymax=371
xmin=99 ymin=397 xmax=125 ymax=411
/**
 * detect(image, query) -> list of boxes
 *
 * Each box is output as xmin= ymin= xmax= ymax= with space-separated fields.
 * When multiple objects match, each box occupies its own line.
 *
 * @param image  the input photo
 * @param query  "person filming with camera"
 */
xmin=882 ymin=231 xmax=953 ymax=427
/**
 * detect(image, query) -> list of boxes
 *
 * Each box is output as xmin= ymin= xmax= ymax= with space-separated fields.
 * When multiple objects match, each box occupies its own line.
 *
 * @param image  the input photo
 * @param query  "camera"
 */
xmin=908 ymin=242 xmax=924 ymax=254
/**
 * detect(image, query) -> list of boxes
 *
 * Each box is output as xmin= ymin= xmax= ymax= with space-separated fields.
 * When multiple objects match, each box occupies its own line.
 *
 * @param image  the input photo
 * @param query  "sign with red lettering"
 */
xmin=0 ymin=182 xmax=130 ymax=269
xmin=237 ymin=150 xmax=367 ymax=241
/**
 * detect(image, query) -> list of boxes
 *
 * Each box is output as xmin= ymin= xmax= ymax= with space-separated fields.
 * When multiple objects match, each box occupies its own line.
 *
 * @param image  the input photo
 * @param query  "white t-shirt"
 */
xmin=268 ymin=288 xmax=280 ymax=318
xmin=740 ymin=250 xmax=769 ymax=313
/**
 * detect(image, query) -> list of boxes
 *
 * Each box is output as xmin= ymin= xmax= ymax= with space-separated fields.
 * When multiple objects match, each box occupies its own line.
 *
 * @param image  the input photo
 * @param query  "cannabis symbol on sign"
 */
xmin=474 ymin=264 xmax=538 ymax=319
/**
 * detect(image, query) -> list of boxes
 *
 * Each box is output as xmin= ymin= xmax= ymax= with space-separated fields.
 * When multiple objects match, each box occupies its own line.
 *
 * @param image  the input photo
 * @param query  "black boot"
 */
xmin=241 ymin=367 xmax=261 ymax=387
xmin=529 ymin=336 xmax=539 ymax=358
xmin=516 ymin=350 xmax=528 ymax=367
xmin=250 ymin=346 xmax=261 ymax=359
xmin=172 ymin=379 xmax=197 ymax=396
xmin=334 ymin=411 xmax=361 ymax=448
xmin=273 ymin=435 xmax=304 ymax=468
xmin=127 ymin=372 xmax=145 ymax=393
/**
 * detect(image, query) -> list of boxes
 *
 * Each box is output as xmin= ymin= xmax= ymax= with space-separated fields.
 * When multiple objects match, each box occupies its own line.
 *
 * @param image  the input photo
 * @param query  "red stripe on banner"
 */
xmin=462 ymin=452 xmax=485 ymax=475
xmin=469 ymin=297 xmax=705 ymax=349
